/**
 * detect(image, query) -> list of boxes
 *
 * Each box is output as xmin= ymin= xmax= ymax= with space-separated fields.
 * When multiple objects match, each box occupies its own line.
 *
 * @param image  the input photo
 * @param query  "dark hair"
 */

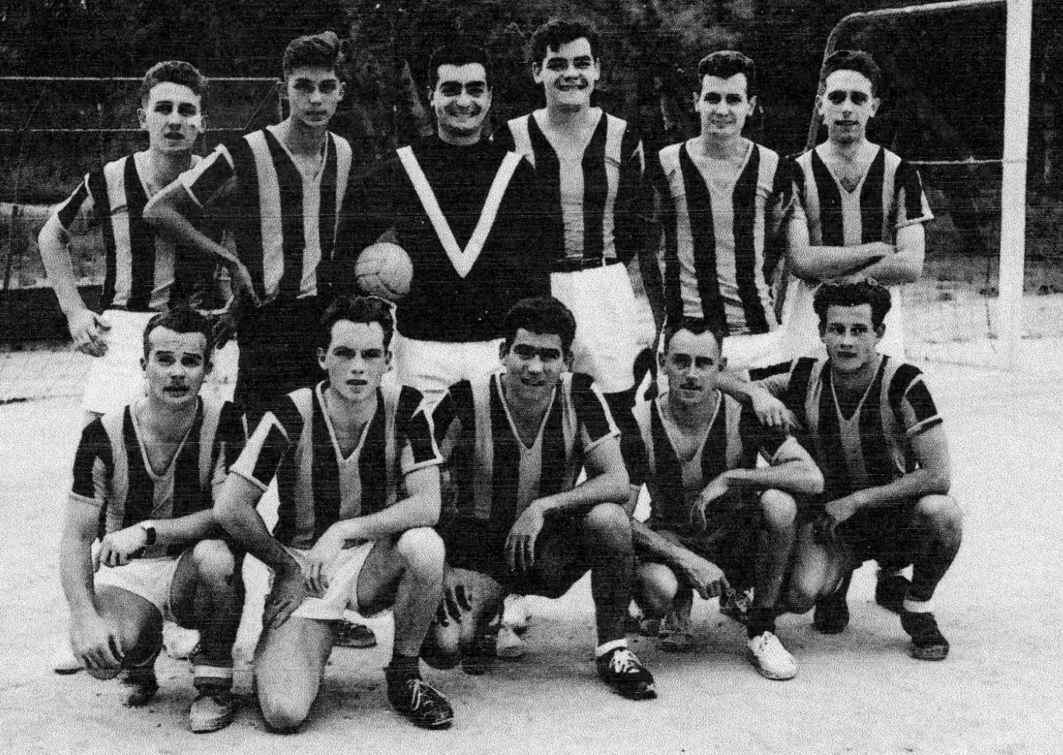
xmin=697 ymin=50 xmax=757 ymax=97
xmin=813 ymin=280 xmax=892 ymax=331
xmin=283 ymin=31 xmax=342 ymax=79
xmin=502 ymin=296 xmax=577 ymax=354
xmin=663 ymin=317 xmax=725 ymax=352
xmin=427 ymin=43 xmax=492 ymax=89
xmin=318 ymin=295 xmax=395 ymax=350
xmin=820 ymin=49 xmax=882 ymax=96
xmin=529 ymin=18 xmax=600 ymax=64
xmin=139 ymin=60 xmax=207 ymax=107
xmin=142 ymin=306 xmax=213 ymax=361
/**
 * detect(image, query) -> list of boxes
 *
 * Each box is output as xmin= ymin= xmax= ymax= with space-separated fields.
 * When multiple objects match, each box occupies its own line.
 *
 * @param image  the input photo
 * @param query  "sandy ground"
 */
xmin=2 ymin=331 xmax=1063 ymax=753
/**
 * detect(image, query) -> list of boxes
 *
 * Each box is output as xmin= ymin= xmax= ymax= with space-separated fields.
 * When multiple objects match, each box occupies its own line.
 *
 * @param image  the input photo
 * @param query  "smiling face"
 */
xmin=318 ymin=319 xmax=390 ymax=404
xmin=818 ymin=69 xmax=879 ymax=146
xmin=696 ymin=73 xmax=756 ymax=142
xmin=820 ymin=303 xmax=883 ymax=373
xmin=661 ymin=328 xmax=725 ymax=407
xmin=286 ymin=65 xmax=344 ymax=130
xmin=141 ymin=326 xmax=210 ymax=409
xmin=138 ymin=81 xmax=204 ymax=155
xmin=431 ymin=62 xmax=491 ymax=143
xmin=533 ymin=37 xmax=600 ymax=112
xmin=500 ymin=328 xmax=568 ymax=402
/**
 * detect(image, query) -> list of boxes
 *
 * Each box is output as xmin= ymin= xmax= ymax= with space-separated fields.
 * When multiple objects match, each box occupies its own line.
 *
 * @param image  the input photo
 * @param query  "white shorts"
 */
xmin=286 ymin=542 xmax=381 ymax=622
xmin=779 ymin=278 xmax=905 ymax=361
xmin=81 ymin=310 xmax=155 ymax=415
xmin=93 ymin=549 xmax=190 ymax=623
xmin=550 ymin=263 xmax=642 ymax=393
xmin=721 ymin=330 xmax=786 ymax=373
xmin=392 ymin=334 xmax=503 ymax=405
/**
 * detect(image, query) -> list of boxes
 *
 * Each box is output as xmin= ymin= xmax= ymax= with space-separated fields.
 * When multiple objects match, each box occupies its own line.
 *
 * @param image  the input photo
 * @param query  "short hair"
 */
xmin=502 ymin=296 xmax=577 ymax=354
xmin=283 ymin=31 xmax=342 ymax=79
xmin=820 ymin=49 xmax=882 ymax=96
xmin=139 ymin=60 xmax=207 ymax=107
xmin=697 ymin=50 xmax=757 ymax=97
xmin=812 ymin=280 xmax=893 ymax=330
xmin=528 ymin=18 xmax=601 ymax=64
xmin=142 ymin=306 xmax=213 ymax=361
xmin=427 ymin=43 xmax=492 ymax=90
xmin=318 ymin=295 xmax=395 ymax=350
xmin=663 ymin=317 xmax=725 ymax=352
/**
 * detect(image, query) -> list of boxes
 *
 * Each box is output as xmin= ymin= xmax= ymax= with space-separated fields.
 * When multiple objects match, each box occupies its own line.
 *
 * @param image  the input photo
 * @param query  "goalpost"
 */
xmin=806 ymin=0 xmax=1031 ymax=371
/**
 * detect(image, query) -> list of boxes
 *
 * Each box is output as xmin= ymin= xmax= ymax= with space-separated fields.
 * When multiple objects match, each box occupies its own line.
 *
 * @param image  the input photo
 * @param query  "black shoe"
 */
xmin=875 ymin=574 xmax=910 ymax=614
xmin=813 ymin=571 xmax=853 ymax=634
xmin=387 ymin=676 xmax=454 ymax=729
xmin=120 ymin=666 xmax=159 ymax=707
xmin=900 ymin=610 xmax=950 ymax=661
xmin=333 ymin=620 xmax=377 ymax=649
xmin=596 ymin=648 xmax=656 ymax=700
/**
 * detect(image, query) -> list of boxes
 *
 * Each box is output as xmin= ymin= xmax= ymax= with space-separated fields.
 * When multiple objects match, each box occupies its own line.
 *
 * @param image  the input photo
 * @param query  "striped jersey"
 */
xmin=229 ymin=382 xmax=441 ymax=549
xmin=53 ymin=152 xmax=216 ymax=311
xmin=762 ymin=355 xmax=942 ymax=500
xmin=496 ymin=110 xmax=647 ymax=264
xmin=656 ymin=139 xmax=793 ymax=335
xmin=631 ymin=392 xmax=786 ymax=531
xmin=69 ymin=397 xmax=245 ymax=557
xmin=181 ymin=125 xmax=352 ymax=302
xmin=432 ymin=371 xmax=619 ymax=532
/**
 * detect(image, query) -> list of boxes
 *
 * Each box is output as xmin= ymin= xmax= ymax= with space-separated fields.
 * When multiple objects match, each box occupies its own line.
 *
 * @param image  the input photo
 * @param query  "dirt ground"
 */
xmin=3 ymin=297 xmax=1063 ymax=753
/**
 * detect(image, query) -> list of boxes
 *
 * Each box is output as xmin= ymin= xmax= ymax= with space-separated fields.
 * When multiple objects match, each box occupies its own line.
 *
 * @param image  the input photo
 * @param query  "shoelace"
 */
xmin=406 ymin=678 xmax=444 ymax=708
xmin=608 ymin=649 xmax=641 ymax=674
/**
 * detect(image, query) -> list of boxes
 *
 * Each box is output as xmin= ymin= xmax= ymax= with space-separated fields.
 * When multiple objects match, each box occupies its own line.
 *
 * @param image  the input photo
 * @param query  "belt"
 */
xmin=551 ymin=257 xmax=621 ymax=273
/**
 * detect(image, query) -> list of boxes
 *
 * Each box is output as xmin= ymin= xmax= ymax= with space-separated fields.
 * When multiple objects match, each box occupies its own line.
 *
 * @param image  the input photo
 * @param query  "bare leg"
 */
xmin=254 ymin=616 xmax=333 ymax=732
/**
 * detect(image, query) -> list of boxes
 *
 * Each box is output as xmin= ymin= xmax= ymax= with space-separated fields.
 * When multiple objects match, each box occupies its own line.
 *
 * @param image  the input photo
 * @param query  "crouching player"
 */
xmin=214 ymin=296 xmax=454 ymax=731
xmin=59 ymin=308 xmax=246 ymax=732
xmin=768 ymin=281 xmax=962 ymax=660
xmin=422 ymin=297 xmax=656 ymax=700
xmin=628 ymin=320 xmax=822 ymax=679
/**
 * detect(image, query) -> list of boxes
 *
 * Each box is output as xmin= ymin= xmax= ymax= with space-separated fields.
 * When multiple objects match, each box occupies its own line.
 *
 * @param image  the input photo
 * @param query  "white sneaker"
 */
xmin=746 ymin=631 xmax=797 ymax=680
xmin=501 ymin=595 xmax=530 ymax=633
xmin=163 ymin=624 xmax=200 ymax=660
xmin=51 ymin=640 xmax=81 ymax=675
xmin=495 ymin=624 xmax=527 ymax=659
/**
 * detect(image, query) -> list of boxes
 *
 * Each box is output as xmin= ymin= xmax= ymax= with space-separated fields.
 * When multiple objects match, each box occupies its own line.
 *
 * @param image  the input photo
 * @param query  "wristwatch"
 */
xmin=141 ymin=523 xmax=157 ymax=547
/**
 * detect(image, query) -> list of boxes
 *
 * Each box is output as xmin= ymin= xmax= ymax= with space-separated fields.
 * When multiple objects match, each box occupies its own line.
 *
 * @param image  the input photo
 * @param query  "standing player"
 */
xmin=765 ymin=282 xmax=961 ymax=660
xmin=422 ymin=297 xmax=656 ymax=701
xmin=628 ymin=321 xmax=822 ymax=679
xmin=39 ymin=60 xmax=214 ymax=423
xmin=58 ymin=308 xmax=246 ymax=732
xmin=336 ymin=43 xmax=551 ymax=401
xmin=145 ymin=31 xmax=353 ymax=418
xmin=214 ymin=296 xmax=455 ymax=731
xmin=655 ymin=51 xmax=799 ymax=373
xmin=783 ymin=50 xmax=932 ymax=361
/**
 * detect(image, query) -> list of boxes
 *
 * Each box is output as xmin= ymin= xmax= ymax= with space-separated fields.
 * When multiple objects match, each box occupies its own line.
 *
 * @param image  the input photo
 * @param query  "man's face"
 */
xmin=141 ymin=327 xmax=210 ymax=408
xmin=818 ymin=69 xmax=879 ymax=146
xmin=286 ymin=66 xmax=345 ymax=130
xmin=695 ymin=73 xmax=756 ymax=142
xmin=318 ymin=320 xmax=390 ymax=403
xmin=430 ymin=62 xmax=491 ymax=142
xmin=138 ymin=82 xmax=204 ymax=155
xmin=500 ymin=328 xmax=567 ymax=402
xmin=661 ymin=328 xmax=724 ymax=406
xmin=532 ymin=37 xmax=600 ymax=111
xmin=820 ymin=304 xmax=883 ymax=373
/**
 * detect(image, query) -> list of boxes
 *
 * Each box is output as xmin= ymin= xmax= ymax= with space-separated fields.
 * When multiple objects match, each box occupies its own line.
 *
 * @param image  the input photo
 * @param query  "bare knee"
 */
xmin=258 ymin=693 xmax=311 ymax=733
xmin=915 ymin=495 xmax=963 ymax=538
xmin=637 ymin=563 xmax=679 ymax=618
xmin=192 ymin=539 xmax=236 ymax=584
xmin=583 ymin=503 xmax=631 ymax=546
xmin=759 ymin=490 xmax=798 ymax=531
xmin=396 ymin=527 xmax=445 ymax=579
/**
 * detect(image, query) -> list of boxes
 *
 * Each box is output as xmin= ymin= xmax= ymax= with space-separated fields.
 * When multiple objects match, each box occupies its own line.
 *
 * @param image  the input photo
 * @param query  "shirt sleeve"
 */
xmin=228 ymin=398 xmax=299 ymax=491
xmin=396 ymin=385 xmax=444 ymax=474
xmin=53 ymin=173 xmax=97 ymax=233
xmin=893 ymin=160 xmax=934 ymax=229
xmin=894 ymin=368 xmax=943 ymax=437
xmin=69 ymin=418 xmax=111 ymax=508
xmin=571 ymin=373 xmax=621 ymax=453
xmin=181 ymin=145 xmax=237 ymax=208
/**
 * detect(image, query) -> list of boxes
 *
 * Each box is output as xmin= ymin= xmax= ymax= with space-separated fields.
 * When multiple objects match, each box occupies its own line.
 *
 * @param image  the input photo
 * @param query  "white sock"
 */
xmin=878 ymin=567 xmax=906 ymax=580
xmin=595 ymin=639 xmax=628 ymax=658
xmin=903 ymin=597 xmax=934 ymax=613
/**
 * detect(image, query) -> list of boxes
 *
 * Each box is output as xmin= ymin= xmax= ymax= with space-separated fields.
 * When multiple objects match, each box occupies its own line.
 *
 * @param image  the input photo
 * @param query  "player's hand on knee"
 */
xmin=264 ymin=569 xmax=307 ymax=630
xmin=680 ymin=555 xmax=729 ymax=600
xmin=72 ymin=614 xmax=123 ymax=670
xmin=506 ymin=503 xmax=546 ymax=574
xmin=690 ymin=476 xmax=731 ymax=533
xmin=304 ymin=529 xmax=343 ymax=595
xmin=95 ymin=525 xmax=150 ymax=569
xmin=68 ymin=309 xmax=109 ymax=357
xmin=440 ymin=578 xmax=474 ymax=627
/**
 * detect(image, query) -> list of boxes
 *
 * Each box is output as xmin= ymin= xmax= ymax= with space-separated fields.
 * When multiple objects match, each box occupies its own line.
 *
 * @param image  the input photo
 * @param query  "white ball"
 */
xmin=354 ymin=241 xmax=413 ymax=301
